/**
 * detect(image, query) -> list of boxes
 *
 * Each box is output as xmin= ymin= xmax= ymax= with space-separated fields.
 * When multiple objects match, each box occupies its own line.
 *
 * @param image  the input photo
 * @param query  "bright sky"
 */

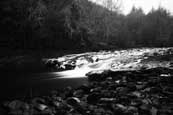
xmin=90 ymin=0 xmax=173 ymax=15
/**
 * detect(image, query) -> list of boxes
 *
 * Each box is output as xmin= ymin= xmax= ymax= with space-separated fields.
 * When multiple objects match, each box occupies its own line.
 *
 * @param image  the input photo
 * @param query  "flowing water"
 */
xmin=46 ymin=47 xmax=173 ymax=78
xmin=1 ymin=47 xmax=173 ymax=101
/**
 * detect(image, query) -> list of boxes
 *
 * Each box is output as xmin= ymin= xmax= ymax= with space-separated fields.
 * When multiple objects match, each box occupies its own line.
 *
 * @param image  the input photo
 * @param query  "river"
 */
xmin=1 ymin=47 xmax=173 ymax=101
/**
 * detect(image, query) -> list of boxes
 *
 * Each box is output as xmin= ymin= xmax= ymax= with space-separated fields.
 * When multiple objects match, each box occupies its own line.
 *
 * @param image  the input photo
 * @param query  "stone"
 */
xmin=150 ymin=107 xmax=158 ymax=115
xmin=90 ymin=87 xmax=102 ymax=93
xmin=63 ymin=86 xmax=74 ymax=98
xmin=87 ymin=93 xmax=101 ymax=104
xmin=64 ymin=64 xmax=75 ymax=70
xmin=99 ymin=98 xmax=116 ymax=103
xmin=35 ymin=104 xmax=48 ymax=111
xmin=45 ymin=59 xmax=60 ymax=69
xmin=73 ymin=90 xmax=84 ymax=98
xmin=7 ymin=100 xmax=25 ymax=110
xmin=32 ymin=98 xmax=48 ymax=111
xmin=66 ymin=97 xmax=81 ymax=107
xmin=77 ymin=84 xmax=90 ymax=94
xmin=131 ymin=91 xmax=143 ymax=98
xmin=126 ymin=106 xmax=138 ymax=113
xmin=116 ymin=104 xmax=127 ymax=111
xmin=86 ymin=70 xmax=110 ymax=81
xmin=139 ymin=104 xmax=150 ymax=114
xmin=32 ymin=98 xmax=45 ymax=104
xmin=116 ymin=87 xmax=129 ymax=95
xmin=130 ymin=99 xmax=142 ymax=106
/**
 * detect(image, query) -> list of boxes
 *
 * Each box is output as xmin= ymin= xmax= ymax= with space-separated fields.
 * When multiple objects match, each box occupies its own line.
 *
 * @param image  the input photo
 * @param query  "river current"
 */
xmin=1 ymin=48 xmax=173 ymax=101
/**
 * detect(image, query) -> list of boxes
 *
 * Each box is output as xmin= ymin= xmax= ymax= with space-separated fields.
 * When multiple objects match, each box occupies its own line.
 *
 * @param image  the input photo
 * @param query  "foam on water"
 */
xmin=45 ymin=48 xmax=173 ymax=79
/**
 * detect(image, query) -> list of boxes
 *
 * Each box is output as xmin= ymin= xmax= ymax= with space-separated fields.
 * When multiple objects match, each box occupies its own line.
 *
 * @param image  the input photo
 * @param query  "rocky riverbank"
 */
xmin=1 ymin=67 xmax=173 ymax=115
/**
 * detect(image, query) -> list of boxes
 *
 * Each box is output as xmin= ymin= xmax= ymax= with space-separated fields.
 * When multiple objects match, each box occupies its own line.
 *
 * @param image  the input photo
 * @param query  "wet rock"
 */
xmin=126 ymin=106 xmax=138 ymax=114
xmin=126 ymin=82 xmax=136 ymax=91
xmin=66 ymin=97 xmax=80 ymax=107
xmin=66 ymin=97 xmax=88 ymax=115
xmin=53 ymin=60 xmax=60 ymax=66
xmin=35 ymin=104 xmax=48 ymax=111
xmin=73 ymin=89 xmax=84 ymax=98
xmin=139 ymin=104 xmax=151 ymax=114
xmin=150 ymin=107 xmax=158 ymax=115
xmin=99 ymin=98 xmax=117 ymax=103
xmin=106 ymin=77 xmax=113 ymax=81
xmin=130 ymin=99 xmax=142 ymax=106
xmin=45 ymin=59 xmax=60 ymax=69
xmin=94 ymin=108 xmax=105 ymax=115
xmin=53 ymin=101 xmax=62 ymax=108
xmin=115 ymin=80 xmax=121 ymax=84
xmin=130 ymin=91 xmax=143 ymax=98
xmin=64 ymin=64 xmax=75 ymax=70
xmin=141 ymin=87 xmax=151 ymax=93
xmin=142 ymin=99 xmax=152 ymax=105
xmin=86 ymin=70 xmax=110 ymax=81
xmin=88 ymin=105 xmax=97 ymax=113
xmin=62 ymin=86 xmax=74 ymax=98
xmin=170 ymin=62 xmax=173 ymax=67
xmin=118 ymin=96 xmax=131 ymax=104
xmin=101 ymin=90 xmax=113 ymax=97
xmin=115 ymin=104 xmax=127 ymax=112
xmin=116 ymin=87 xmax=129 ymax=95
xmin=6 ymin=100 xmax=27 ymax=110
xmin=90 ymin=87 xmax=102 ymax=93
xmin=136 ymin=84 xmax=146 ymax=90
xmin=87 ymin=93 xmax=101 ymax=104
xmin=162 ymin=87 xmax=173 ymax=96
xmin=4 ymin=101 xmax=31 ymax=115
xmin=149 ymin=87 xmax=162 ymax=94
xmin=160 ymin=74 xmax=171 ymax=77
xmin=31 ymin=98 xmax=48 ymax=111
xmin=159 ymin=105 xmax=173 ymax=114
xmin=77 ymin=84 xmax=91 ymax=94
xmin=151 ymin=98 xmax=159 ymax=106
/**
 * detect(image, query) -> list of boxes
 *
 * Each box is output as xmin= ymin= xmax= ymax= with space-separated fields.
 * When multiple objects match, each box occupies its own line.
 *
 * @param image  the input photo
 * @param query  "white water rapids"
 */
xmin=44 ymin=48 xmax=173 ymax=79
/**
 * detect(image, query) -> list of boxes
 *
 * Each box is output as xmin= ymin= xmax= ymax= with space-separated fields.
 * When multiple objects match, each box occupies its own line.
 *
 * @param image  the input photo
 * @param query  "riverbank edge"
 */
xmin=1 ymin=67 xmax=173 ymax=115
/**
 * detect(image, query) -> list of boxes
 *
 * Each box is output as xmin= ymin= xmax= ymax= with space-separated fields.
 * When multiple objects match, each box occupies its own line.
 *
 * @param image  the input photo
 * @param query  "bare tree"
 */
xmin=100 ymin=0 xmax=122 ymax=41
xmin=102 ymin=0 xmax=122 ymax=12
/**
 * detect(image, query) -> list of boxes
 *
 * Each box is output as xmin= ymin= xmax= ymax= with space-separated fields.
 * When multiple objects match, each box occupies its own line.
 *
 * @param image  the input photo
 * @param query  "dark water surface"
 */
xmin=0 ymin=72 xmax=87 ymax=102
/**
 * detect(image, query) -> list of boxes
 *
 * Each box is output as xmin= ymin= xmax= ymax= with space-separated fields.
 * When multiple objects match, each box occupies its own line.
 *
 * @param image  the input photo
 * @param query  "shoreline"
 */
xmin=1 ymin=67 xmax=173 ymax=115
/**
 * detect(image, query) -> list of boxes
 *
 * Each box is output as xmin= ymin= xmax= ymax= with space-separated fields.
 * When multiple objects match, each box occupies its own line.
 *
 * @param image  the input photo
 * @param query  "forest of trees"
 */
xmin=0 ymin=0 xmax=173 ymax=50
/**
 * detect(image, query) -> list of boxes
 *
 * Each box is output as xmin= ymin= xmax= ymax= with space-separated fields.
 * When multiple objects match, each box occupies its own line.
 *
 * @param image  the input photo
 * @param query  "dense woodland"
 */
xmin=1 ymin=0 xmax=173 ymax=50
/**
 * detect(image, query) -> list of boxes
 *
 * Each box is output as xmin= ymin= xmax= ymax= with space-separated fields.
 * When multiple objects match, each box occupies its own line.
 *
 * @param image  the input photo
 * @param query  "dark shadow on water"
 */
xmin=0 ymin=71 xmax=87 ymax=102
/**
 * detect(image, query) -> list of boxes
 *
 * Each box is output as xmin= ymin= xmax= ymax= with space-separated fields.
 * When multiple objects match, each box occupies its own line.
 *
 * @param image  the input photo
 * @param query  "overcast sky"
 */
xmin=90 ymin=0 xmax=173 ymax=15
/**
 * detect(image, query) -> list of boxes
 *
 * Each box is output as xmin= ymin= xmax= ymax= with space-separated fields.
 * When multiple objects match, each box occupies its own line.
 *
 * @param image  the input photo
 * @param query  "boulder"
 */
xmin=86 ymin=70 xmax=110 ymax=81
xmin=64 ymin=64 xmax=75 ymax=70
xmin=66 ymin=97 xmax=80 ymax=107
